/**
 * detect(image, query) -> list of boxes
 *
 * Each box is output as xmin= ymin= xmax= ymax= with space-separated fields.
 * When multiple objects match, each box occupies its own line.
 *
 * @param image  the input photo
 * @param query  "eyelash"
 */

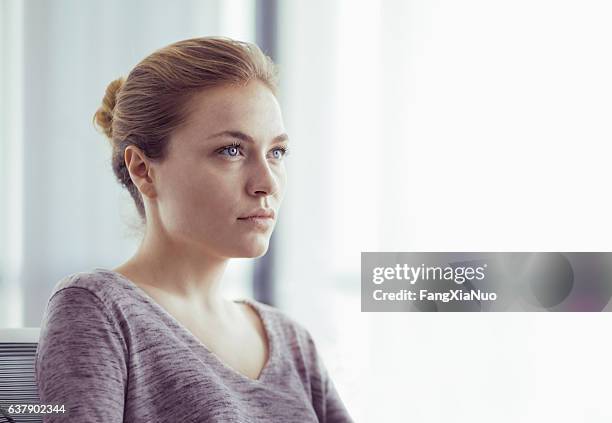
xmin=219 ymin=141 xmax=290 ymax=159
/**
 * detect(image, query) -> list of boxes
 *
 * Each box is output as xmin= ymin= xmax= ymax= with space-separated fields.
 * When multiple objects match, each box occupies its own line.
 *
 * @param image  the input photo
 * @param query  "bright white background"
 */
xmin=277 ymin=1 xmax=612 ymax=422
xmin=2 ymin=0 xmax=612 ymax=422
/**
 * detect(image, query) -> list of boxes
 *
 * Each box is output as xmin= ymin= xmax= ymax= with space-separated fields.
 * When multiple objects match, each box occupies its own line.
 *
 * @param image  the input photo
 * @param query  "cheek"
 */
xmin=276 ymin=169 xmax=288 ymax=199
xmin=161 ymin=169 xmax=240 ymax=224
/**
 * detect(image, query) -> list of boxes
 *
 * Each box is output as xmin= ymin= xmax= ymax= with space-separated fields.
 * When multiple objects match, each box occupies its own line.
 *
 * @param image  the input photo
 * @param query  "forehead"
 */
xmin=179 ymin=80 xmax=284 ymax=140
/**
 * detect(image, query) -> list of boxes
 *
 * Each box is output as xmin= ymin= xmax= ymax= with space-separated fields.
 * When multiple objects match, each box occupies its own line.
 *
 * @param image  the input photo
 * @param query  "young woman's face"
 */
xmin=152 ymin=80 xmax=288 ymax=259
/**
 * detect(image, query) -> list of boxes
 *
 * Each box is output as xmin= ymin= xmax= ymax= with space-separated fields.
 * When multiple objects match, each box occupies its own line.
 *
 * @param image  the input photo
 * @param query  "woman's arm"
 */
xmin=303 ymin=329 xmax=355 ymax=423
xmin=318 ymin=358 xmax=355 ymax=423
xmin=35 ymin=287 xmax=127 ymax=422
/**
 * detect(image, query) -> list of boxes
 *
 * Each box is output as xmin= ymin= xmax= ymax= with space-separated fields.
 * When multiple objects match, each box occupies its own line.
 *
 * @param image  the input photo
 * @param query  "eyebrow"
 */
xmin=206 ymin=130 xmax=289 ymax=145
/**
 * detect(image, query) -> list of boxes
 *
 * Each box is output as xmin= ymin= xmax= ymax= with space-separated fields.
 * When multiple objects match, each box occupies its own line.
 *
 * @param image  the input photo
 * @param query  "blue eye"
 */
xmin=219 ymin=142 xmax=242 ymax=157
xmin=218 ymin=141 xmax=290 ymax=160
xmin=271 ymin=146 xmax=290 ymax=159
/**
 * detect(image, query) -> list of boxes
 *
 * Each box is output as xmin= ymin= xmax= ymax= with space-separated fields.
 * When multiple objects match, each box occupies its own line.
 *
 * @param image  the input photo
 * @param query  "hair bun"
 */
xmin=93 ymin=77 xmax=125 ymax=140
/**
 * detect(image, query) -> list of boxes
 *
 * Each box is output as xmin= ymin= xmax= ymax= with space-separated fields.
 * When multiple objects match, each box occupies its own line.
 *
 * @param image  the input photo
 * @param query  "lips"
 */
xmin=238 ymin=208 xmax=275 ymax=220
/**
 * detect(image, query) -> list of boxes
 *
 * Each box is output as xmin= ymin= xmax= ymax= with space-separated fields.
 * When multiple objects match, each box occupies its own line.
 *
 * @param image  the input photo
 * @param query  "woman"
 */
xmin=35 ymin=36 xmax=354 ymax=423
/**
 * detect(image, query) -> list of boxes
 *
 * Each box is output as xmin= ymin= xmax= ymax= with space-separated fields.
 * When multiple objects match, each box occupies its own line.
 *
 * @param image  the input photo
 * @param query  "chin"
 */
xmin=245 ymin=244 xmax=270 ymax=258
xmin=232 ymin=240 xmax=270 ymax=258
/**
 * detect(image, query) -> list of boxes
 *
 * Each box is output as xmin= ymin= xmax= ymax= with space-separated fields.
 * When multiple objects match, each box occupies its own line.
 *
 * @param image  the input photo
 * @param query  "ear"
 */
xmin=124 ymin=145 xmax=157 ymax=199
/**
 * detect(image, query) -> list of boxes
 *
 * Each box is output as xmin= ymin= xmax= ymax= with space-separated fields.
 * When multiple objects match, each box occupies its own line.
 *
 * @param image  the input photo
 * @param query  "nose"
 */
xmin=246 ymin=154 xmax=281 ymax=198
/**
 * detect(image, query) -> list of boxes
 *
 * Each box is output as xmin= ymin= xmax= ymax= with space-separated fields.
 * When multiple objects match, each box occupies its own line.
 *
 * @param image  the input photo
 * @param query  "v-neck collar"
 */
xmin=93 ymin=267 xmax=277 ymax=384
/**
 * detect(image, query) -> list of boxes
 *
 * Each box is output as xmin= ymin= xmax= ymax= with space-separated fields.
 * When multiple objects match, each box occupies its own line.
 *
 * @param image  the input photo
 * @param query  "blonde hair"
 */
xmin=93 ymin=36 xmax=279 ymax=221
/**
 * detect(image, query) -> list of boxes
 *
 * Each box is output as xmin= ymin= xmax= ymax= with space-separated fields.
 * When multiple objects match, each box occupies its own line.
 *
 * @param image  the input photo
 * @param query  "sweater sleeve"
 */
xmin=35 ymin=287 xmax=127 ymax=422
xmin=321 ymin=364 xmax=354 ymax=423
xmin=303 ymin=329 xmax=354 ymax=423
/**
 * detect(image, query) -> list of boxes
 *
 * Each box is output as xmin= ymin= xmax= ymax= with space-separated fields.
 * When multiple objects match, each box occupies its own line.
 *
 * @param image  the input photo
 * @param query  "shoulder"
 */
xmin=44 ymin=269 xmax=123 ymax=316
xmin=43 ymin=269 xmax=135 ymax=332
xmin=48 ymin=268 xmax=130 ymax=308
xmin=38 ymin=270 xmax=130 ymax=360
xmin=50 ymin=268 xmax=120 ymax=296
xmin=36 ymin=273 xmax=129 ymax=401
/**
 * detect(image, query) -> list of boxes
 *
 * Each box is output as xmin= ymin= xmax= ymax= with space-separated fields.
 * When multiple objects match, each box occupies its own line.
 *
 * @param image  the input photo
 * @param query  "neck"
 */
xmin=116 ymin=219 xmax=231 ymax=315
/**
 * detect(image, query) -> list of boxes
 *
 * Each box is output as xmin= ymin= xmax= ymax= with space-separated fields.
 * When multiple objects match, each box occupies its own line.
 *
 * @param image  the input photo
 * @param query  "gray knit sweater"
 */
xmin=35 ymin=269 xmax=354 ymax=422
